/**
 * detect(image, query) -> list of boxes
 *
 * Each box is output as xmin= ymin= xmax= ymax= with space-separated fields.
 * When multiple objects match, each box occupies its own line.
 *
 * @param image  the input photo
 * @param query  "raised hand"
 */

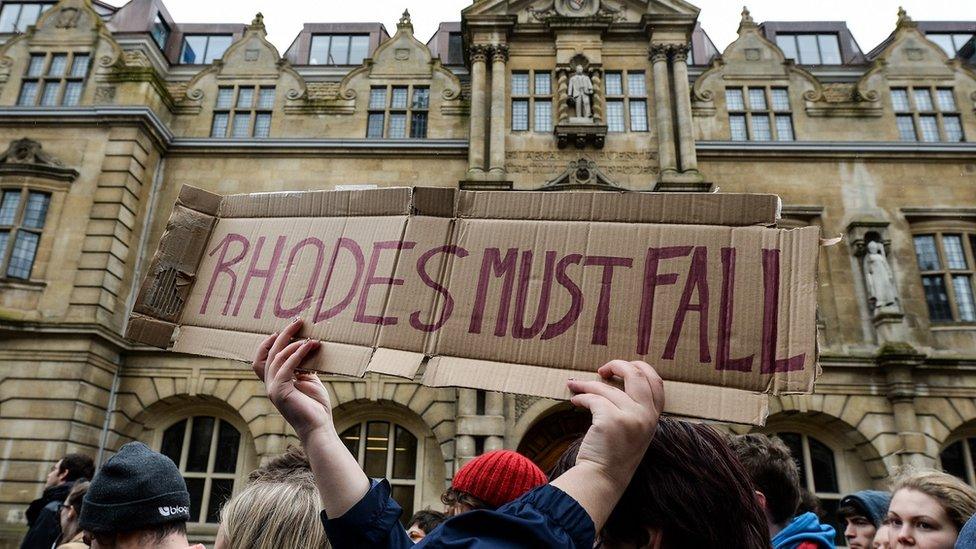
xmin=252 ymin=319 xmax=330 ymax=440
xmin=566 ymin=360 xmax=664 ymax=489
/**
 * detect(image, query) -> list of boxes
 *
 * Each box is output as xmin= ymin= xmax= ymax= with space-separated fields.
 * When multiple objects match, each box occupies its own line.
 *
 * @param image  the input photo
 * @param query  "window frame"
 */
xmin=339 ymin=419 xmax=423 ymax=521
xmin=150 ymin=12 xmax=170 ymax=51
xmin=926 ymin=33 xmax=976 ymax=57
xmin=0 ymin=2 xmax=54 ymax=34
xmin=0 ymin=186 xmax=51 ymax=281
xmin=510 ymin=69 xmax=553 ymax=133
xmin=890 ymin=86 xmax=965 ymax=143
xmin=602 ymin=70 xmax=648 ymax=133
xmin=911 ymin=224 xmax=976 ymax=324
xmin=940 ymin=435 xmax=976 ymax=487
xmin=365 ymin=84 xmax=430 ymax=139
xmin=18 ymin=51 xmax=90 ymax=107
xmin=725 ymin=86 xmax=794 ymax=142
xmin=309 ymin=34 xmax=370 ymax=66
xmin=179 ymin=34 xmax=233 ymax=65
xmin=211 ymin=85 xmax=275 ymax=139
xmin=775 ymin=33 xmax=842 ymax=65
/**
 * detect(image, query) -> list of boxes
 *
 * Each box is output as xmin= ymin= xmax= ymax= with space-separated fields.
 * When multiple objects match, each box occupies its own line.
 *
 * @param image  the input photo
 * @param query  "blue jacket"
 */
xmin=772 ymin=512 xmax=836 ymax=549
xmin=322 ymin=479 xmax=595 ymax=548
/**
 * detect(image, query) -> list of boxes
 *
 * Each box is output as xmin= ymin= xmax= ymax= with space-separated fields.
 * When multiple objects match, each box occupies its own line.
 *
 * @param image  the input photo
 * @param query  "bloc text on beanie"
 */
xmin=80 ymin=442 xmax=191 ymax=533
xmin=451 ymin=450 xmax=547 ymax=509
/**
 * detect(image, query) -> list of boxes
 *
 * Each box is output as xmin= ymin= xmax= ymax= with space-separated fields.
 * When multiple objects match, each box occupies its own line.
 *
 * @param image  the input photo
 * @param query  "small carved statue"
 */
xmin=567 ymin=65 xmax=593 ymax=120
xmin=863 ymin=240 xmax=900 ymax=313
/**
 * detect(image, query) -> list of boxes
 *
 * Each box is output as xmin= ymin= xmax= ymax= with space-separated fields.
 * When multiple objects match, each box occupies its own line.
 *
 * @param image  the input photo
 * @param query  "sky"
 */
xmin=101 ymin=0 xmax=975 ymax=54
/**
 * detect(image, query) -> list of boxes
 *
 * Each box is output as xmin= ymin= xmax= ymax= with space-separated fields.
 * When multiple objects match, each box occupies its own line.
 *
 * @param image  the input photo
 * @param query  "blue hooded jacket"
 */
xmin=840 ymin=490 xmax=891 ymax=527
xmin=772 ymin=512 xmax=836 ymax=549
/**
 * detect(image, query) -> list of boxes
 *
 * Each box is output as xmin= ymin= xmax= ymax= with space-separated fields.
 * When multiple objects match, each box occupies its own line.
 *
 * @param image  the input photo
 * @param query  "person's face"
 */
xmin=45 ymin=460 xmax=65 ymax=488
xmin=58 ymin=502 xmax=74 ymax=533
xmin=407 ymin=524 xmax=426 ymax=542
xmin=215 ymin=524 xmax=229 ymax=549
xmin=875 ymin=522 xmax=892 ymax=548
xmin=844 ymin=514 xmax=878 ymax=549
xmin=887 ymin=489 xmax=959 ymax=549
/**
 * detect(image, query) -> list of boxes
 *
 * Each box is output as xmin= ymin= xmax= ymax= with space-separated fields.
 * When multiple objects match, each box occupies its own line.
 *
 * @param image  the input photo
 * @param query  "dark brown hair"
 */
xmin=729 ymin=433 xmax=801 ymax=526
xmin=408 ymin=509 xmax=447 ymax=533
xmin=440 ymin=486 xmax=492 ymax=513
xmin=248 ymin=445 xmax=314 ymax=484
xmin=59 ymin=453 xmax=95 ymax=483
xmin=550 ymin=417 xmax=769 ymax=548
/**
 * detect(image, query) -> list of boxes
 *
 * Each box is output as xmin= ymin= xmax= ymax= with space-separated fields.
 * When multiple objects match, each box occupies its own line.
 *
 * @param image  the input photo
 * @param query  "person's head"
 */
xmin=80 ymin=442 xmax=191 ymax=549
xmin=442 ymin=450 xmax=547 ymax=515
xmin=838 ymin=490 xmax=892 ymax=549
xmin=875 ymin=521 xmax=892 ymax=549
xmin=58 ymin=479 xmax=89 ymax=543
xmin=575 ymin=64 xmax=583 ymax=74
xmin=46 ymin=453 xmax=95 ymax=489
xmin=406 ymin=509 xmax=447 ymax=542
xmin=886 ymin=469 xmax=976 ymax=548
xmin=729 ymin=433 xmax=801 ymax=532
xmin=215 ymin=446 xmax=328 ymax=549
xmin=550 ymin=417 xmax=769 ymax=548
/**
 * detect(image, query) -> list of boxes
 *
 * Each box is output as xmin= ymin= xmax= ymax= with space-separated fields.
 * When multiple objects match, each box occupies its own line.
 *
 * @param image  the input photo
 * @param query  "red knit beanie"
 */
xmin=451 ymin=450 xmax=547 ymax=509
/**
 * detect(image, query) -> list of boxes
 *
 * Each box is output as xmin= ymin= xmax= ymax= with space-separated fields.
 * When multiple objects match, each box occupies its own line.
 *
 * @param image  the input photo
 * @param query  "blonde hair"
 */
xmin=891 ymin=469 xmax=976 ymax=531
xmin=219 ymin=447 xmax=328 ymax=549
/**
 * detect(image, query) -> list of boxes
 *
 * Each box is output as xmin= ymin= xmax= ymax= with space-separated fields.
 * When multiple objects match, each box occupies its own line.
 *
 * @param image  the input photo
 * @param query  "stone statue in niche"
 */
xmin=568 ymin=65 xmax=594 ymax=121
xmin=863 ymin=240 xmax=900 ymax=314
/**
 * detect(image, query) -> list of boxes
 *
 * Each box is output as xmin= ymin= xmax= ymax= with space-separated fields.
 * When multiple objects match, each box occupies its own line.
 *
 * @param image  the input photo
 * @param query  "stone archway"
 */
xmin=515 ymin=406 xmax=590 ymax=474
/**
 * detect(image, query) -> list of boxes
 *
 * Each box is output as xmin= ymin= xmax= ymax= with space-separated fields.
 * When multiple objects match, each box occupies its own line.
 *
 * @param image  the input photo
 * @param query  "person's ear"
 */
xmin=755 ymin=490 xmax=768 ymax=510
xmin=57 ymin=468 xmax=70 ymax=483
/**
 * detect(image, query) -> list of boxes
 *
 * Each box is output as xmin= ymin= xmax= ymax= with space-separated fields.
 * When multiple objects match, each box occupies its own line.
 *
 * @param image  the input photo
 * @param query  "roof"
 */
xmin=283 ymin=23 xmax=390 ymax=65
xmin=759 ymin=21 xmax=866 ymax=65
xmin=867 ymin=21 xmax=976 ymax=60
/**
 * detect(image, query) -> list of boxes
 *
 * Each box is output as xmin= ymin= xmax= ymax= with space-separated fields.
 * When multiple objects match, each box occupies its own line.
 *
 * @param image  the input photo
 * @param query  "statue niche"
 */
xmin=555 ymin=55 xmax=607 ymax=150
xmin=863 ymin=239 xmax=900 ymax=316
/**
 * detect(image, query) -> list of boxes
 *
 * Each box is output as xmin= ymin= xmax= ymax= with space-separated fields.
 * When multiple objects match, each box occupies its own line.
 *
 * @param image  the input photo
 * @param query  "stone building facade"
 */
xmin=0 ymin=0 xmax=974 ymax=545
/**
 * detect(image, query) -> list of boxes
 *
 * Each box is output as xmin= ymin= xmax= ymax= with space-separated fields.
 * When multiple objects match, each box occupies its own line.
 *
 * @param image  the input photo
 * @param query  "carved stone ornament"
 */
xmin=0 ymin=138 xmax=78 ymax=181
xmin=537 ymin=158 xmax=623 ymax=191
xmin=555 ymin=0 xmax=600 ymax=17
xmin=55 ymin=7 xmax=81 ymax=29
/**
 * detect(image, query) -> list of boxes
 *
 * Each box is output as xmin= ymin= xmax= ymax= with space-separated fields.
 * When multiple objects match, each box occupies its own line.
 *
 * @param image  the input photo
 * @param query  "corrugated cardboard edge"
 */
xmin=423 ymin=356 xmax=769 ymax=426
xmin=457 ymin=191 xmax=780 ymax=226
xmin=125 ymin=185 xmax=221 ymax=348
xmin=217 ymin=187 xmax=459 ymax=219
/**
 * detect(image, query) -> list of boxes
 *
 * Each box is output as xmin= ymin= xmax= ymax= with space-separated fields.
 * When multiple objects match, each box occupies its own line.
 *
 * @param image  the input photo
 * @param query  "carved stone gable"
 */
xmin=536 ymin=158 xmax=624 ymax=191
xmin=0 ymin=138 xmax=78 ymax=181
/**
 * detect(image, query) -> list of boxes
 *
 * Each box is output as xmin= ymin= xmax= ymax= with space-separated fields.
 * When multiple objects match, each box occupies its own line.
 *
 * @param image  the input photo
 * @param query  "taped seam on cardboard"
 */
xmin=126 ymin=314 xmax=177 ymax=348
xmin=423 ymin=356 xmax=769 ymax=426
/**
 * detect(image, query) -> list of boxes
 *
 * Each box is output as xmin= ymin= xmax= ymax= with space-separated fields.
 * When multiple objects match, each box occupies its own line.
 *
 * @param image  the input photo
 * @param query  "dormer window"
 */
xmin=181 ymin=35 xmax=233 ymax=65
xmin=310 ymin=34 xmax=369 ymax=65
xmin=775 ymin=33 xmax=841 ymax=65
xmin=0 ymin=2 xmax=54 ymax=33
xmin=150 ymin=13 xmax=170 ymax=50
xmin=926 ymin=33 xmax=975 ymax=57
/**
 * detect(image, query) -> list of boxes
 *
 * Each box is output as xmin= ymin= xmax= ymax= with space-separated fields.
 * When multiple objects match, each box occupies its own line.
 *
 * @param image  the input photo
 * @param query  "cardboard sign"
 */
xmin=127 ymin=186 xmax=822 ymax=425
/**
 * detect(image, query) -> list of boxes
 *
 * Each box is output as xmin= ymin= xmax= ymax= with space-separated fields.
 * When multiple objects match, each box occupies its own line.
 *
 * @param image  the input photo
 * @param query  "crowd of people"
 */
xmin=17 ymin=319 xmax=976 ymax=548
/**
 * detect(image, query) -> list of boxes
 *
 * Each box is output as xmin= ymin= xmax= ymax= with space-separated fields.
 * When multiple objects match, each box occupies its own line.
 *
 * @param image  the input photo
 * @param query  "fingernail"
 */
xmin=292 ymin=317 xmax=302 ymax=324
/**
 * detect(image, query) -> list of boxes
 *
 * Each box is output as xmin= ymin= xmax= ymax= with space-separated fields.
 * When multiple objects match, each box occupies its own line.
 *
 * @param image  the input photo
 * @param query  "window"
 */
xmin=726 ymin=86 xmax=793 ymax=141
xmin=366 ymin=85 xmax=429 ymax=139
xmin=0 ymin=2 xmax=54 ymax=33
xmin=0 ymin=189 xmax=50 ymax=280
xmin=510 ymin=70 xmax=553 ymax=133
xmin=603 ymin=71 xmax=648 ymax=133
xmin=941 ymin=437 xmax=976 ymax=486
xmin=309 ymin=34 xmax=369 ymax=65
xmin=446 ymin=32 xmax=464 ymax=65
xmin=341 ymin=421 xmax=419 ymax=523
xmin=777 ymin=432 xmax=844 ymax=546
xmin=913 ymin=232 xmax=976 ymax=322
xmin=160 ymin=416 xmax=242 ymax=524
xmin=17 ymin=52 xmax=89 ymax=107
xmin=180 ymin=34 xmax=233 ymax=64
xmin=211 ymin=86 xmax=274 ymax=138
xmin=926 ymin=33 xmax=975 ymax=57
xmin=892 ymin=87 xmax=965 ymax=142
xmin=150 ymin=13 xmax=170 ymax=50
xmin=776 ymin=34 xmax=842 ymax=64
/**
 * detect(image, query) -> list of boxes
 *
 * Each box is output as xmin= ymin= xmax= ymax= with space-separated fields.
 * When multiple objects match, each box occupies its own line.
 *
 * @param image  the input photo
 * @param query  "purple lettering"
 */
xmin=200 ymin=233 xmax=250 ymax=316
xmin=636 ymin=246 xmax=692 ymax=356
xmin=662 ymin=246 xmax=711 ymax=362
xmin=760 ymin=249 xmax=805 ymax=373
xmin=409 ymin=245 xmax=469 ymax=333
xmin=541 ymin=253 xmax=584 ymax=341
xmin=354 ymin=240 xmax=417 ymax=326
xmin=469 ymin=248 xmax=519 ymax=336
xmin=583 ymin=256 xmax=633 ymax=346
xmin=313 ymin=238 xmax=365 ymax=323
xmin=716 ymin=248 xmax=755 ymax=372
xmin=273 ymin=237 xmax=326 ymax=319
xmin=232 ymin=235 xmax=287 ymax=319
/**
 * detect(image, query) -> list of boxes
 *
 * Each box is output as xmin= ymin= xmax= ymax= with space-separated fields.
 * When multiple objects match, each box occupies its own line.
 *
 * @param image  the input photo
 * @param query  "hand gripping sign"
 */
xmin=126 ymin=186 xmax=822 ymax=425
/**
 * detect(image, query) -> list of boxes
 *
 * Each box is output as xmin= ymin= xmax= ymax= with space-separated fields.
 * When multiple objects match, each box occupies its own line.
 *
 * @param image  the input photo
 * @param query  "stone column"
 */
xmin=466 ymin=45 xmax=490 ymax=178
xmin=881 ymin=345 xmax=930 ymax=468
xmin=488 ymin=44 xmax=509 ymax=180
xmin=485 ymin=392 xmax=505 ymax=452
xmin=456 ymin=388 xmax=477 ymax=464
xmin=650 ymin=44 xmax=677 ymax=175
xmin=669 ymin=44 xmax=698 ymax=173
xmin=590 ymin=68 xmax=604 ymax=124
xmin=556 ymin=69 xmax=569 ymax=124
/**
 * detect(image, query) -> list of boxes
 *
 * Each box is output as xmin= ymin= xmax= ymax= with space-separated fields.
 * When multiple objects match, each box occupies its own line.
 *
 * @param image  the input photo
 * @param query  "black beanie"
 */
xmin=80 ymin=442 xmax=191 ymax=533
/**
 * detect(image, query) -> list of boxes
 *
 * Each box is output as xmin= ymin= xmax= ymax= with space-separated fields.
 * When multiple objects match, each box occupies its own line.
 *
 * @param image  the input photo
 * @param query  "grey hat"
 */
xmin=80 ymin=442 xmax=191 ymax=533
